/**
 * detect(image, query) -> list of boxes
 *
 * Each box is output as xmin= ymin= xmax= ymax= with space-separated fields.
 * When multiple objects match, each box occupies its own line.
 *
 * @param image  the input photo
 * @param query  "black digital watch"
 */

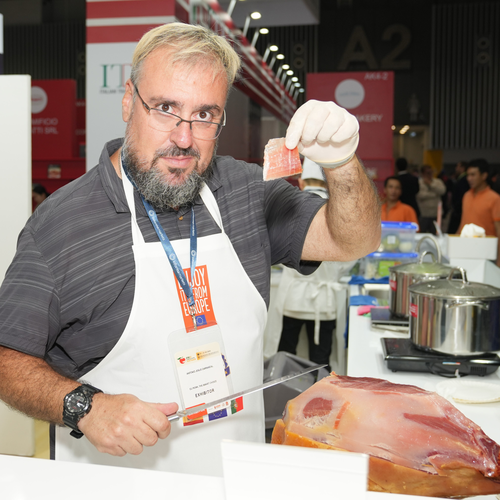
xmin=62 ymin=384 xmax=103 ymax=439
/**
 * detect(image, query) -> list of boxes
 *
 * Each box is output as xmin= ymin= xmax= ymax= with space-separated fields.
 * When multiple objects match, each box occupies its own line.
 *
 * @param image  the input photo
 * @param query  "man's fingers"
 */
xmin=79 ymin=394 xmax=178 ymax=456
xmin=285 ymin=100 xmax=320 ymax=149
xmin=155 ymin=402 xmax=179 ymax=417
xmin=285 ymin=100 xmax=359 ymax=153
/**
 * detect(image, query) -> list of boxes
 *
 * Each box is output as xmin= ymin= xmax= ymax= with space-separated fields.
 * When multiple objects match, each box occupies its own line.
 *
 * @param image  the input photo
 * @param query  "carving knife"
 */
xmin=167 ymin=363 xmax=327 ymax=422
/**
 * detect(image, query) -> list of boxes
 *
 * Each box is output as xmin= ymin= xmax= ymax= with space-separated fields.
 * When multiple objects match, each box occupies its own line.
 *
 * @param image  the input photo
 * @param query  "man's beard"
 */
xmin=122 ymin=137 xmax=216 ymax=211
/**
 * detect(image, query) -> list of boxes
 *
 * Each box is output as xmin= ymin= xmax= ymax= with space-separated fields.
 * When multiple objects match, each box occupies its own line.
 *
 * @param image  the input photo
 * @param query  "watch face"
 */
xmin=66 ymin=393 xmax=90 ymax=414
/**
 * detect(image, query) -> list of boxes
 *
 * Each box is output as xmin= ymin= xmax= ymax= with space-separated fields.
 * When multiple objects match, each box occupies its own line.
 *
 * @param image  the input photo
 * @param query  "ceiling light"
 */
xmin=294 ymin=82 xmax=301 ymax=87
xmin=282 ymin=64 xmax=290 ymax=70
xmin=276 ymin=54 xmax=285 ymax=60
xmin=263 ymin=44 xmax=279 ymax=63
xmin=251 ymin=27 xmax=268 ymax=47
xmin=243 ymin=11 xmax=261 ymax=38
xmin=286 ymin=70 xmax=294 ymax=75
xmin=291 ymin=77 xmax=298 ymax=82
xmin=299 ymin=88 xmax=305 ymax=93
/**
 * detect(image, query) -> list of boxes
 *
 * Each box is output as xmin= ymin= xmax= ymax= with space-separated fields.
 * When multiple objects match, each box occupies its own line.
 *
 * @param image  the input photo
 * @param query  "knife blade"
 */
xmin=167 ymin=363 xmax=327 ymax=421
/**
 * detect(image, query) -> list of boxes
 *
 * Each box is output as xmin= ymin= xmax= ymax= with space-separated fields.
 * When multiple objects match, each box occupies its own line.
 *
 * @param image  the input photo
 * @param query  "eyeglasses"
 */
xmin=134 ymin=85 xmax=225 ymax=140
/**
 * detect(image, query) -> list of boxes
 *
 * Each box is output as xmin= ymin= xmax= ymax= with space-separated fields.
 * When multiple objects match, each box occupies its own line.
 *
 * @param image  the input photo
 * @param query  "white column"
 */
xmin=0 ymin=74 xmax=36 ymax=457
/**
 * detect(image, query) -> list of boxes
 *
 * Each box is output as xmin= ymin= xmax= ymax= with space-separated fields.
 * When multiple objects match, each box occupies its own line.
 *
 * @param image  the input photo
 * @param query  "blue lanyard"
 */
xmin=121 ymin=156 xmax=198 ymax=329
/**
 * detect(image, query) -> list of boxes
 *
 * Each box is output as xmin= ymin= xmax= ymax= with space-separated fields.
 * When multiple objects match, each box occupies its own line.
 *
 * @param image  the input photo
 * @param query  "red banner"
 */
xmin=31 ymin=79 xmax=77 ymax=160
xmin=307 ymin=71 xmax=394 ymax=160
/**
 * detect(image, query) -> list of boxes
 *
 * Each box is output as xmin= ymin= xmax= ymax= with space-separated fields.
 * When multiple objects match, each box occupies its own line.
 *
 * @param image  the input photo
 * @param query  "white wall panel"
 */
xmin=0 ymin=74 xmax=35 ymax=457
xmin=0 ymin=75 xmax=31 ymax=279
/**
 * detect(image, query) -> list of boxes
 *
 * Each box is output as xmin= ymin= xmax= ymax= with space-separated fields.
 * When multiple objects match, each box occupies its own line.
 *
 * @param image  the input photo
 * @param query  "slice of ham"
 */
xmin=271 ymin=373 xmax=500 ymax=498
xmin=263 ymin=138 xmax=302 ymax=181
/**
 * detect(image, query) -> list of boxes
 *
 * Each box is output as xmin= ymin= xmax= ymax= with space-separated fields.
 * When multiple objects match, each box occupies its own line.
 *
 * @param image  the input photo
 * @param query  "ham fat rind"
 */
xmin=271 ymin=373 xmax=500 ymax=498
xmin=263 ymin=138 xmax=302 ymax=181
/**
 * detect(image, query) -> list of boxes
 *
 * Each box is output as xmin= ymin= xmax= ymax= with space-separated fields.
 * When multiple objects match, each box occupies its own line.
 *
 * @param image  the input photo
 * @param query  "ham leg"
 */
xmin=271 ymin=373 xmax=500 ymax=497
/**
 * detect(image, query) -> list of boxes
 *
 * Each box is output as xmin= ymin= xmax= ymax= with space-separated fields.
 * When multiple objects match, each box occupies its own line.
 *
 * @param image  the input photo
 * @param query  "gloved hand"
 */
xmin=285 ymin=100 xmax=359 ymax=168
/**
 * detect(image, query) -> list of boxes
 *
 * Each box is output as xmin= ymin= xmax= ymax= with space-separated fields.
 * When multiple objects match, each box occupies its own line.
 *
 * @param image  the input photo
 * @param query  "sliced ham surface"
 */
xmin=263 ymin=138 xmax=302 ymax=181
xmin=272 ymin=373 xmax=500 ymax=497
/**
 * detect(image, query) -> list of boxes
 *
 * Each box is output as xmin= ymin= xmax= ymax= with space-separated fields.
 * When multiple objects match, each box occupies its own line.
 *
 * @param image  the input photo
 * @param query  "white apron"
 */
xmin=55 ymin=171 xmax=267 ymax=476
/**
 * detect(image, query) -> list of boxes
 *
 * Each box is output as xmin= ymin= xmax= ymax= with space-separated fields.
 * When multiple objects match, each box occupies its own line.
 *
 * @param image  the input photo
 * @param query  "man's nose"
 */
xmin=169 ymin=120 xmax=194 ymax=148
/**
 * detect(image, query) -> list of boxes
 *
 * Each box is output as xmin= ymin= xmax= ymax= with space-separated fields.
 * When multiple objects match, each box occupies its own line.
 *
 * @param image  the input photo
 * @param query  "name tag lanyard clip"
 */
xmin=122 ymin=155 xmax=198 ymax=330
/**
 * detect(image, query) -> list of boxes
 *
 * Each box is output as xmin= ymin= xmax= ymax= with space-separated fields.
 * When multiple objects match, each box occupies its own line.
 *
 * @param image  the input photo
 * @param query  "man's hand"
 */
xmin=288 ymin=101 xmax=381 ymax=262
xmin=78 ymin=393 xmax=178 ymax=456
xmin=285 ymin=100 xmax=359 ymax=168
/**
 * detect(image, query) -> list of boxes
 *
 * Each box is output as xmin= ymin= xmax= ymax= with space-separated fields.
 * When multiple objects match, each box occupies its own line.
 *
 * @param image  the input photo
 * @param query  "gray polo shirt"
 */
xmin=0 ymin=139 xmax=325 ymax=379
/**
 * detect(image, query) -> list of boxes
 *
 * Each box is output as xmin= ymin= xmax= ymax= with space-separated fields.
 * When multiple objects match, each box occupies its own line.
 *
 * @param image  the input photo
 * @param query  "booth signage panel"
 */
xmin=86 ymin=43 xmax=136 ymax=169
xmin=307 ymin=71 xmax=394 ymax=161
xmin=31 ymin=79 xmax=77 ymax=160
xmin=85 ymin=0 xmax=178 ymax=170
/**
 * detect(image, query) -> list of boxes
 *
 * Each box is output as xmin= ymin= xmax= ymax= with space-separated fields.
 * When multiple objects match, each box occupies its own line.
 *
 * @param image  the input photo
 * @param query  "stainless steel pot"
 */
xmin=389 ymin=246 xmax=454 ymax=318
xmin=408 ymin=268 xmax=500 ymax=355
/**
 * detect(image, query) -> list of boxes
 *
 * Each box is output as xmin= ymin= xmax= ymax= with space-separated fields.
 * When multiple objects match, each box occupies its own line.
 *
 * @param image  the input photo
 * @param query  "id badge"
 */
xmin=169 ymin=324 xmax=242 ymax=426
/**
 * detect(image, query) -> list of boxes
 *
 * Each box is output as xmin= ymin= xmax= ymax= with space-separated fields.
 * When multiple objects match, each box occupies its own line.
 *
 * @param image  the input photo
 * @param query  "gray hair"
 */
xmin=131 ymin=22 xmax=241 ymax=92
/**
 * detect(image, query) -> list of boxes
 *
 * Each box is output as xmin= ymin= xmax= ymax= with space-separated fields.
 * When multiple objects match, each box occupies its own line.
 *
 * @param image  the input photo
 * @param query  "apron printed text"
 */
xmin=175 ymin=265 xmax=217 ymax=332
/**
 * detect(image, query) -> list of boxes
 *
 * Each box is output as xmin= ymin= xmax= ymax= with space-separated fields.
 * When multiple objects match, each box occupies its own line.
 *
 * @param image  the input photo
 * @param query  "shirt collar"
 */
xmin=99 ymin=138 xmax=223 ymax=216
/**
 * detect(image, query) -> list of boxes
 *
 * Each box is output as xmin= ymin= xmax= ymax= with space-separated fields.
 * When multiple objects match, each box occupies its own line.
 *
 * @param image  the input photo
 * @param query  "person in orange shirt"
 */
xmin=458 ymin=159 xmax=500 ymax=266
xmin=381 ymin=176 xmax=419 ymax=226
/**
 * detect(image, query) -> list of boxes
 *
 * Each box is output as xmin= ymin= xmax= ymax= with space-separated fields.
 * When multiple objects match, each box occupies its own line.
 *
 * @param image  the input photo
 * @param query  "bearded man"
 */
xmin=0 ymin=23 xmax=380 ymax=476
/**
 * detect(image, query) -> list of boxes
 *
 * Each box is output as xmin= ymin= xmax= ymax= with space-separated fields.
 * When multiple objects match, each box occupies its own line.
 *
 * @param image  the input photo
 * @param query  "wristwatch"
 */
xmin=63 ymin=384 xmax=103 ymax=439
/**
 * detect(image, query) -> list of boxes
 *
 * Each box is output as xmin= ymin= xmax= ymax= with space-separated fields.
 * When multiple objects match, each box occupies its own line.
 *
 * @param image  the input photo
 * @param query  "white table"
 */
xmin=1 ymin=307 xmax=498 ymax=500
xmin=347 ymin=305 xmax=500 ymax=500
xmin=0 ymin=443 xmax=452 ymax=500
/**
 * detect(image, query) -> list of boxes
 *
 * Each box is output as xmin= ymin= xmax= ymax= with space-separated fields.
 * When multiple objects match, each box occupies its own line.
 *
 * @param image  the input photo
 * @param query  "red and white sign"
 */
xmin=389 ymin=279 xmax=397 ymax=292
xmin=410 ymin=303 xmax=418 ymax=318
xmin=31 ymin=79 xmax=77 ymax=160
xmin=85 ymin=0 xmax=296 ymax=169
xmin=307 ymin=71 xmax=394 ymax=160
xmin=86 ymin=0 xmax=178 ymax=169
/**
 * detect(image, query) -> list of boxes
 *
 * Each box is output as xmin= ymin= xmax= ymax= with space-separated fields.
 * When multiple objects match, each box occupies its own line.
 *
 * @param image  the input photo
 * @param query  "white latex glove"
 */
xmin=285 ymin=100 xmax=359 ymax=168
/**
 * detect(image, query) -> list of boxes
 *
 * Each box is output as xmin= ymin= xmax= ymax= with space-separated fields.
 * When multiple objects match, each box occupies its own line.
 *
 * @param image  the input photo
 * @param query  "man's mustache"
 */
xmin=154 ymin=146 xmax=201 ymax=161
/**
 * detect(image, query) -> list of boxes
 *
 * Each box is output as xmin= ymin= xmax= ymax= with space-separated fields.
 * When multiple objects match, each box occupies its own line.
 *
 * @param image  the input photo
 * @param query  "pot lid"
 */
xmin=409 ymin=267 xmax=500 ymax=299
xmin=389 ymin=251 xmax=452 ymax=277
xmin=390 ymin=261 xmax=452 ymax=276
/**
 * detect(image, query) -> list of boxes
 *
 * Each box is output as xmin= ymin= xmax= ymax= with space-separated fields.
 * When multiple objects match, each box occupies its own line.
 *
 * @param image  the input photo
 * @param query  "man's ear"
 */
xmin=122 ymin=79 xmax=134 ymax=122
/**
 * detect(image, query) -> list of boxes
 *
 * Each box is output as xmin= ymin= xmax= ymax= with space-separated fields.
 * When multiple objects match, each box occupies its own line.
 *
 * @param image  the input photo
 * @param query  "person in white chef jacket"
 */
xmin=0 ymin=23 xmax=381 ymax=476
xmin=274 ymin=159 xmax=357 ymax=372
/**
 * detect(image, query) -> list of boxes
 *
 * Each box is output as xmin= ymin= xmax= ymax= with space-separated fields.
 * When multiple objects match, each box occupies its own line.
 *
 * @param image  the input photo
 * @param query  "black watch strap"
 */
xmin=63 ymin=384 xmax=102 ymax=439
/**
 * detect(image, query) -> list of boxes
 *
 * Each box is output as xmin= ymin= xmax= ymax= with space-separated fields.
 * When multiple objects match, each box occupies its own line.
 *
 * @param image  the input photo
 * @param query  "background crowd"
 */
xmin=381 ymin=157 xmax=500 ymax=240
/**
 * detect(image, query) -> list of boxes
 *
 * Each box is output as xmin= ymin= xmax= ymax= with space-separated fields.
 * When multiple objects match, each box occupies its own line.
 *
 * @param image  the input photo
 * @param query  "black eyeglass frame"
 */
xmin=133 ymin=85 xmax=226 ymax=140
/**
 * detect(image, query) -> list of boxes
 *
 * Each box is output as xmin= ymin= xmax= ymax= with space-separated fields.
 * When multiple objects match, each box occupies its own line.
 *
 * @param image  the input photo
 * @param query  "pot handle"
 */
xmin=445 ymin=300 xmax=490 ymax=310
xmin=415 ymin=235 xmax=442 ymax=263
xmin=447 ymin=266 xmax=468 ymax=283
xmin=418 ymin=251 xmax=436 ymax=264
